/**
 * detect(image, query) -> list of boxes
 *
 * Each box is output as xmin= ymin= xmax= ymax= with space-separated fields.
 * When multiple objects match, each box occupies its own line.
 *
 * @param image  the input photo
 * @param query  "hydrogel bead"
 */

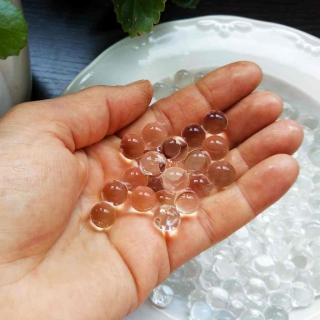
xmin=212 ymin=309 xmax=236 ymax=320
xmin=268 ymin=292 xmax=293 ymax=312
xmin=161 ymin=167 xmax=190 ymax=193
xmin=169 ymin=280 xmax=196 ymax=298
xmin=274 ymin=261 xmax=297 ymax=283
xmin=206 ymin=287 xmax=230 ymax=309
xmin=213 ymin=244 xmax=235 ymax=262
xmin=154 ymin=205 xmax=181 ymax=232
xmin=196 ymin=249 xmax=215 ymax=268
xmin=253 ymin=254 xmax=275 ymax=274
xmin=189 ymin=174 xmax=213 ymax=198
xmin=170 ymin=85 xmax=181 ymax=94
xmin=174 ymin=69 xmax=193 ymax=87
xmin=262 ymin=273 xmax=280 ymax=291
xmin=233 ymin=246 xmax=252 ymax=266
xmin=309 ymin=273 xmax=320 ymax=296
xmin=156 ymin=190 xmax=174 ymax=206
xmin=301 ymin=126 xmax=314 ymax=149
xmin=162 ymin=136 xmax=188 ymax=161
xmin=229 ymin=226 xmax=249 ymax=245
xmin=149 ymin=284 xmax=174 ymax=308
xmin=153 ymin=82 xmax=171 ymax=100
xmin=288 ymin=282 xmax=315 ymax=307
xmin=265 ymin=221 xmax=287 ymax=242
xmin=309 ymin=238 xmax=320 ymax=258
xmin=239 ymin=265 xmax=260 ymax=279
xmin=182 ymin=124 xmax=206 ymax=148
xmin=184 ymin=149 xmax=211 ymax=174
xmin=190 ymin=301 xmax=214 ymax=320
xmin=130 ymin=186 xmax=157 ymax=212
xmin=239 ymin=309 xmax=265 ymax=320
xmin=199 ymin=269 xmax=220 ymax=290
xmin=208 ymin=161 xmax=236 ymax=188
xmin=90 ymin=202 xmax=116 ymax=229
xmin=203 ymin=110 xmax=228 ymax=134
xmin=264 ymin=306 xmax=288 ymax=320
xmin=267 ymin=242 xmax=290 ymax=261
xmin=229 ymin=298 xmax=245 ymax=318
xmin=295 ymin=269 xmax=312 ymax=283
xmin=140 ymin=151 xmax=166 ymax=176
xmin=101 ymin=180 xmax=128 ymax=206
xmin=184 ymin=259 xmax=202 ymax=281
xmin=202 ymin=135 xmax=229 ymax=160
xmin=122 ymin=167 xmax=148 ymax=190
xmin=289 ymin=249 xmax=314 ymax=270
xmin=120 ymin=134 xmax=145 ymax=159
xmin=244 ymin=278 xmax=267 ymax=301
xmin=308 ymin=147 xmax=320 ymax=166
xmin=147 ymin=176 xmax=164 ymax=192
xmin=193 ymin=71 xmax=207 ymax=83
xmin=214 ymin=259 xmax=237 ymax=279
xmin=188 ymin=289 xmax=207 ymax=308
xmin=220 ymin=278 xmax=244 ymax=297
xmin=142 ymin=122 xmax=168 ymax=149
xmin=281 ymin=101 xmax=299 ymax=120
xmin=309 ymin=191 xmax=320 ymax=213
xmin=167 ymin=265 xmax=184 ymax=283
xmin=175 ymin=190 xmax=200 ymax=214
xmin=298 ymin=114 xmax=319 ymax=130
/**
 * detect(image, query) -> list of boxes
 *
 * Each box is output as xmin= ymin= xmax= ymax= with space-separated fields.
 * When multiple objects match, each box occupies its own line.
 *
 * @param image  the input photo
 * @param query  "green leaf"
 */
xmin=171 ymin=0 xmax=200 ymax=9
xmin=0 ymin=0 xmax=28 ymax=59
xmin=112 ymin=0 xmax=166 ymax=37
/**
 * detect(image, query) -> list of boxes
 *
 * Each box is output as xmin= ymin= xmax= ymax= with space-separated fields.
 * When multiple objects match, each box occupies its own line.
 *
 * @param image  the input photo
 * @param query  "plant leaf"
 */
xmin=112 ymin=0 xmax=166 ymax=37
xmin=0 ymin=0 xmax=28 ymax=59
xmin=171 ymin=0 xmax=200 ymax=9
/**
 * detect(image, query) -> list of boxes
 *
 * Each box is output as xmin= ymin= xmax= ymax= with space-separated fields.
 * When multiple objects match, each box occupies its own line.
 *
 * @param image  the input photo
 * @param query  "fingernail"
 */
xmin=127 ymin=79 xmax=147 ymax=86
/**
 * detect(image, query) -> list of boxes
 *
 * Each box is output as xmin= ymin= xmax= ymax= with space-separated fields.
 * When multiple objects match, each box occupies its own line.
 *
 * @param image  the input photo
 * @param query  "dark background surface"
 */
xmin=21 ymin=0 xmax=320 ymax=101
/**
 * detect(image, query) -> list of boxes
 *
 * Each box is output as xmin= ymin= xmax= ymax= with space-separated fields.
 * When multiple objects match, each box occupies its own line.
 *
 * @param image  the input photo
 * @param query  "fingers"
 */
xmin=167 ymin=154 xmax=300 ymax=268
xmin=119 ymin=61 xmax=262 ymax=138
xmin=1 ymin=81 xmax=153 ymax=151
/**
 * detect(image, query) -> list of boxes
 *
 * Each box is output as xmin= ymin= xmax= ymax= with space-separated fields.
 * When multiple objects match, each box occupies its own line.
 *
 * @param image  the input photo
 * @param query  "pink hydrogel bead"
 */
xmin=120 ymin=134 xmax=145 ymax=159
xmin=131 ymin=186 xmax=157 ymax=212
xmin=90 ymin=202 xmax=116 ymax=229
xmin=142 ymin=122 xmax=168 ymax=148
xmin=175 ymin=190 xmax=200 ymax=214
xmin=202 ymin=135 xmax=229 ymax=160
xmin=203 ymin=110 xmax=228 ymax=134
xmin=162 ymin=136 xmax=188 ymax=162
xmin=156 ymin=190 xmax=175 ymax=206
xmin=122 ymin=167 xmax=148 ymax=190
xmin=101 ymin=180 xmax=128 ymax=206
xmin=161 ymin=167 xmax=190 ymax=193
xmin=181 ymin=124 xmax=206 ymax=148
xmin=140 ymin=151 xmax=166 ymax=176
xmin=184 ymin=149 xmax=211 ymax=174
xmin=154 ymin=205 xmax=181 ymax=232
xmin=208 ymin=161 xmax=236 ymax=188
xmin=189 ymin=174 xmax=213 ymax=198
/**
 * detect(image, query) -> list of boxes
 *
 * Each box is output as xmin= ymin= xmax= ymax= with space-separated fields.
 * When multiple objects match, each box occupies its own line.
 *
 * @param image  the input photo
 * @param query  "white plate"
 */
xmin=63 ymin=15 xmax=320 ymax=320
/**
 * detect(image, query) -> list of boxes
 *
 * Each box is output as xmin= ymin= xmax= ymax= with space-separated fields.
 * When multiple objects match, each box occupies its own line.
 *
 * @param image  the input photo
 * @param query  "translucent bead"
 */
xmin=101 ymin=180 xmax=128 ymax=206
xmin=289 ymin=249 xmax=314 ymax=270
xmin=206 ymin=287 xmax=230 ymax=309
xmin=90 ymin=202 xmax=116 ymax=229
xmin=142 ymin=122 xmax=168 ymax=149
xmin=202 ymin=135 xmax=229 ymax=160
xmin=304 ymin=221 xmax=320 ymax=239
xmin=265 ymin=221 xmax=287 ymax=242
xmin=274 ymin=261 xmax=297 ymax=282
xmin=190 ymin=301 xmax=214 ymax=320
xmin=203 ymin=110 xmax=228 ymax=134
xmin=149 ymin=284 xmax=174 ymax=308
xmin=184 ymin=149 xmax=211 ymax=174
xmin=162 ymin=136 xmax=188 ymax=161
xmin=188 ymin=289 xmax=207 ymax=308
xmin=122 ymin=167 xmax=148 ymax=190
xmin=130 ymin=186 xmax=157 ymax=212
xmin=312 ymin=172 xmax=320 ymax=187
xmin=233 ymin=246 xmax=252 ymax=266
xmin=214 ymin=259 xmax=237 ymax=279
xmin=314 ymin=128 xmax=320 ymax=144
xmin=166 ymin=160 xmax=186 ymax=170
xmin=301 ymin=126 xmax=314 ymax=149
xmin=239 ymin=309 xmax=265 ymax=320
xmin=213 ymin=244 xmax=235 ymax=262
xmin=309 ymin=273 xmax=320 ymax=296
xmin=220 ymin=278 xmax=244 ymax=297
xmin=281 ymin=101 xmax=299 ymax=120
xmin=244 ymin=298 xmax=266 ymax=312
xmin=239 ymin=265 xmax=260 ymax=279
xmin=139 ymin=151 xmax=166 ymax=176
xmin=229 ymin=226 xmax=249 ymax=245
xmin=175 ymin=190 xmax=200 ymax=214
xmin=264 ymin=306 xmax=288 ymax=320
xmin=268 ymin=292 xmax=293 ymax=312
xmin=156 ymin=190 xmax=174 ymax=206
xmin=308 ymin=147 xmax=320 ymax=167
xmin=229 ymin=298 xmax=245 ymax=318
xmin=161 ymin=167 xmax=190 ymax=193
xmin=253 ymin=254 xmax=274 ymax=274
xmin=182 ymin=124 xmax=206 ymax=148
xmin=246 ymin=237 xmax=264 ymax=256
xmin=208 ymin=161 xmax=236 ymax=188
xmin=169 ymin=279 xmax=196 ymax=298
xmin=147 ymin=176 xmax=164 ymax=192
xmin=311 ymin=258 xmax=320 ymax=274
xmin=294 ymin=269 xmax=312 ymax=283
xmin=174 ymin=69 xmax=193 ymax=87
xmin=309 ymin=191 xmax=320 ymax=213
xmin=288 ymin=282 xmax=315 ymax=307
xmin=167 ymin=265 xmax=184 ymax=283
xmin=189 ymin=174 xmax=213 ymax=198
xmin=184 ymin=259 xmax=202 ymax=281
xmin=154 ymin=205 xmax=181 ymax=232
xmin=120 ymin=134 xmax=145 ymax=159
xmin=298 ymin=114 xmax=319 ymax=130
xmin=193 ymin=71 xmax=207 ymax=83
xmin=309 ymin=238 xmax=320 ymax=257
xmin=212 ymin=309 xmax=236 ymax=320
xmin=262 ymin=273 xmax=280 ymax=291
xmin=244 ymin=278 xmax=267 ymax=301
xmin=170 ymin=84 xmax=181 ymax=94
xmin=153 ymin=82 xmax=171 ymax=100
xmin=196 ymin=249 xmax=215 ymax=268
xmin=267 ymin=242 xmax=290 ymax=261
xmin=199 ymin=269 xmax=220 ymax=290
xmin=295 ymin=174 xmax=315 ymax=198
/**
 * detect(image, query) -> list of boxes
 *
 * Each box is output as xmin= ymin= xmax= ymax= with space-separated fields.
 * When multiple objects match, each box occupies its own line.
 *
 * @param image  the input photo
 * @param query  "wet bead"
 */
xmin=262 ymin=273 xmax=280 ymax=291
xmin=309 ymin=238 xmax=320 ymax=258
xmin=196 ymin=249 xmax=215 ymax=268
xmin=130 ymin=186 xmax=157 ymax=212
xmin=142 ymin=122 xmax=168 ymax=149
xmin=220 ymin=278 xmax=244 ymax=297
xmin=202 ymin=135 xmax=229 ymax=160
xmin=206 ymin=287 xmax=230 ymax=309
xmin=188 ymin=289 xmax=207 ymax=308
xmin=154 ymin=205 xmax=181 ymax=232
xmin=229 ymin=299 xmax=245 ymax=318
xmin=189 ymin=174 xmax=213 ymax=198
xmin=153 ymin=82 xmax=171 ymax=100
xmin=244 ymin=278 xmax=267 ymax=301
xmin=147 ymin=176 xmax=164 ymax=192
xmin=267 ymin=242 xmax=290 ymax=261
xmin=199 ymin=269 xmax=220 ymax=290
xmin=161 ymin=167 xmax=190 ymax=193
xmin=264 ymin=306 xmax=288 ymax=320
xmin=166 ymin=160 xmax=186 ymax=169
xmin=233 ymin=246 xmax=252 ymax=266
xmin=182 ymin=124 xmax=206 ymax=148
xmin=149 ymin=284 xmax=174 ymax=308
xmin=174 ymin=69 xmax=193 ymax=87
xmin=156 ymin=190 xmax=175 ymax=206
xmin=274 ymin=261 xmax=297 ymax=282
xmin=184 ymin=259 xmax=202 ymax=280
xmin=162 ymin=136 xmax=188 ymax=161
xmin=185 ymin=149 xmax=211 ymax=174
xmin=139 ymin=151 xmax=166 ymax=176
xmin=208 ymin=161 xmax=236 ymax=188
xmin=203 ymin=110 xmax=228 ymax=134
xmin=281 ymin=102 xmax=299 ymax=120
xmin=268 ymin=292 xmax=292 ymax=312
xmin=193 ymin=71 xmax=206 ymax=83
xmin=190 ymin=301 xmax=214 ymax=320
xmin=90 ymin=202 xmax=116 ymax=229
xmin=288 ymin=282 xmax=315 ymax=307
xmin=239 ymin=309 xmax=265 ymax=320
xmin=214 ymin=259 xmax=237 ymax=279
xmin=308 ymin=147 xmax=320 ymax=166
xmin=121 ymin=167 xmax=148 ymax=190
xmin=253 ymin=254 xmax=275 ymax=274
xmin=120 ymin=134 xmax=145 ymax=159
xmin=212 ymin=309 xmax=236 ymax=320
xmin=298 ymin=114 xmax=319 ymax=130
xmin=101 ymin=180 xmax=128 ymax=206
xmin=213 ymin=244 xmax=234 ymax=262
xmin=167 ymin=266 xmax=184 ymax=283
xmin=309 ymin=273 xmax=320 ymax=296
xmin=175 ymin=190 xmax=200 ymax=214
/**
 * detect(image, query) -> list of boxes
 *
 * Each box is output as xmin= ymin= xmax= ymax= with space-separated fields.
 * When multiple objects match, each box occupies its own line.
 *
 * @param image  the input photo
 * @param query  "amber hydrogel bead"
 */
xmin=90 ymin=202 xmax=116 ymax=229
xmin=140 ymin=151 xmax=166 ymax=176
xmin=181 ymin=124 xmax=206 ymax=148
xmin=101 ymin=180 xmax=128 ymax=206
xmin=202 ymin=135 xmax=229 ymax=160
xmin=208 ymin=161 xmax=236 ymax=188
xmin=184 ymin=149 xmax=211 ymax=174
xmin=131 ymin=186 xmax=157 ymax=212
xmin=175 ymin=190 xmax=200 ymax=214
xmin=122 ymin=167 xmax=148 ymax=190
xmin=161 ymin=167 xmax=190 ymax=193
xmin=203 ymin=110 xmax=228 ymax=134
xmin=156 ymin=190 xmax=175 ymax=206
xmin=162 ymin=136 xmax=188 ymax=162
xmin=189 ymin=174 xmax=213 ymax=198
xmin=120 ymin=134 xmax=145 ymax=159
xmin=147 ymin=176 xmax=164 ymax=192
xmin=142 ymin=122 xmax=168 ymax=149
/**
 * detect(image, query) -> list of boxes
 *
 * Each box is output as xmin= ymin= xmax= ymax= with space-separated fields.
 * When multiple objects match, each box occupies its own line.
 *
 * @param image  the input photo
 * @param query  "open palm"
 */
xmin=0 ymin=62 xmax=303 ymax=319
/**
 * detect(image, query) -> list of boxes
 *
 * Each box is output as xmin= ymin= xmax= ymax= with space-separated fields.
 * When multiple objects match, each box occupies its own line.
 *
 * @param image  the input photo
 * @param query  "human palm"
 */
xmin=0 ymin=62 xmax=303 ymax=319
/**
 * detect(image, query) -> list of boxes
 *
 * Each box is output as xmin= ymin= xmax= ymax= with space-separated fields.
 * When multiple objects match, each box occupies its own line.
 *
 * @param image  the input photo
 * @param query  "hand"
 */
xmin=0 ymin=62 xmax=302 ymax=319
